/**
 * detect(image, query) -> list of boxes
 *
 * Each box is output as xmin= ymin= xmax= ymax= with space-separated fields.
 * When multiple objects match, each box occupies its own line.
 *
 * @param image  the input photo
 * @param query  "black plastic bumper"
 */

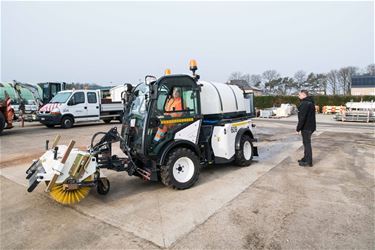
xmin=38 ymin=114 xmax=62 ymax=125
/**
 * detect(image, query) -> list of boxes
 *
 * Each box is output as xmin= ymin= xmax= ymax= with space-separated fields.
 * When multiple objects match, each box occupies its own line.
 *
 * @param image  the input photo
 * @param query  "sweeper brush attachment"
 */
xmin=48 ymin=176 xmax=94 ymax=205
xmin=26 ymin=135 xmax=110 ymax=205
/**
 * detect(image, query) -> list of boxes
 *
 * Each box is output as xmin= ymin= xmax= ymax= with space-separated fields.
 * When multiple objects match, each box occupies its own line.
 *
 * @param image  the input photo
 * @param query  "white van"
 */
xmin=38 ymin=89 xmax=123 ymax=128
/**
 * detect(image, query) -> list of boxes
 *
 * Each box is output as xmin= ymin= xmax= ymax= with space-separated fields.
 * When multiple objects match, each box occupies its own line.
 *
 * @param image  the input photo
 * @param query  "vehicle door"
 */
xmin=67 ymin=91 xmax=87 ymax=122
xmin=86 ymin=91 xmax=100 ymax=121
xmin=146 ymin=76 xmax=201 ymax=155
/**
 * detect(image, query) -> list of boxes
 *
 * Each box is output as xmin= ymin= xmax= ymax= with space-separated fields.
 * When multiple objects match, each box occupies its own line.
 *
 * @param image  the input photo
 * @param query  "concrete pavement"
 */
xmin=1 ymin=118 xmax=374 ymax=249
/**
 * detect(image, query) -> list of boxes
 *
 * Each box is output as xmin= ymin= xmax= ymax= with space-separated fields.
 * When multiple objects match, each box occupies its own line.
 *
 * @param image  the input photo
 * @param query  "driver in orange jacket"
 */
xmin=154 ymin=87 xmax=183 ymax=142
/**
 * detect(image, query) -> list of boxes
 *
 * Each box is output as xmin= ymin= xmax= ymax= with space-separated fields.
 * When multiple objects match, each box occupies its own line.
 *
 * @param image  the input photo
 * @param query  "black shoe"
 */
xmin=298 ymin=158 xmax=305 ymax=163
xmin=299 ymin=161 xmax=313 ymax=167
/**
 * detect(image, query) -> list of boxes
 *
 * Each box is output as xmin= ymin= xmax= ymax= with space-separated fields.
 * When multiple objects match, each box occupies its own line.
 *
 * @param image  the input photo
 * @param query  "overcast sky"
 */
xmin=1 ymin=1 xmax=374 ymax=85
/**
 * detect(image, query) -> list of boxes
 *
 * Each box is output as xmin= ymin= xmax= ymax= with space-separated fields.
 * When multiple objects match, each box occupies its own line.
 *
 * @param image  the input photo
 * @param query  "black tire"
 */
xmin=235 ymin=135 xmax=254 ymax=166
xmin=161 ymin=147 xmax=200 ymax=190
xmin=0 ymin=112 xmax=5 ymax=135
xmin=61 ymin=116 xmax=74 ymax=129
xmin=45 ymin=124 xmax=55 ymax=128
xmin=97 ymin=178 xmax=110 ymax=195
xmin=102 ymin=119 xmax=112 ymax=124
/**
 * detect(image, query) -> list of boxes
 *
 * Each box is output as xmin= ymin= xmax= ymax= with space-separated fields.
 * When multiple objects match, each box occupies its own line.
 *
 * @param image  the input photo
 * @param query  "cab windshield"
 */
xmin=130 ymin=83 xmax=149 ymax=117
xmin=125 ymin=83 xmax=149 ymax=154
xmin=50 ymin=92 xmax=71 ymax=103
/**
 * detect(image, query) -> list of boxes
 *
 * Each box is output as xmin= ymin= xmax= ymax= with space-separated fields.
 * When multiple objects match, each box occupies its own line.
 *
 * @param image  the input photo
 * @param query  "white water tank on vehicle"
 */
xmin=198 ymin=81 xmax=246 ymax=115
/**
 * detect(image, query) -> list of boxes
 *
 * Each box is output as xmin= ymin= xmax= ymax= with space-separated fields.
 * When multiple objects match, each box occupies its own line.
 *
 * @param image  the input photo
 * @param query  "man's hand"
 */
xmin=296 ymin=131 xmax=300 ymax=135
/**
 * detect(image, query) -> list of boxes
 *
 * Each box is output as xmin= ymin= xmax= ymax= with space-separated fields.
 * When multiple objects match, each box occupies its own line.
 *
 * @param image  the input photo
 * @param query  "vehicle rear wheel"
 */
xmin=61 ymin=116 xmax=74 ymax=129
xmin=235 ymin=134 xmax=253 ymax=166
xmin=0 ymin=112 xmax=5 ymax=134
xmin=102 ymin=119 xmax=112 ymax=124
xmin=161 ymin=147 xmax=200 ymax=189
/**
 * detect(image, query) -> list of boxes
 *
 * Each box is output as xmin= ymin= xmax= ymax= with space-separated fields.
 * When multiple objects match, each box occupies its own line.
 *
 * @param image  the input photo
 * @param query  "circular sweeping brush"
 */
xmin=49 ymin=176 xmax=93 ymax=205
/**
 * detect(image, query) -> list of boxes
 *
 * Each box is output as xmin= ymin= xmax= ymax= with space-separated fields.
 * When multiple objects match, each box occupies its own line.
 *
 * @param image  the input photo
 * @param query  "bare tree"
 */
xmin=306 ymin=73 xmax=328 ymax=95
xmin=249 ymin=74 xmax=262 ymax=87
xmin=326 ymin=70 xmax=340 ymax=95
xmin=338 ymin=66 xmax=358 ymax=95
xmin=242 ymin=73 xmax=251 ymax=84
xmin=262 ymin=70 xmax=280 ymax=82
xmin=262 ymin=70 xmax=280 ymax=93
xmin=294 ymin=70 xmax=307 ymax=89
xmin=228 ymin=72 xmax=245 ymax=81
xmin=366 ymin=64 xmax=375 ymax=75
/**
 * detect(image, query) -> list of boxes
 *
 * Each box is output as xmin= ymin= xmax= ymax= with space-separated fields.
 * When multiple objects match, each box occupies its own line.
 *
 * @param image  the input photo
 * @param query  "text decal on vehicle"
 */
xmin=231 ymin=126 xmax=237 ymax=133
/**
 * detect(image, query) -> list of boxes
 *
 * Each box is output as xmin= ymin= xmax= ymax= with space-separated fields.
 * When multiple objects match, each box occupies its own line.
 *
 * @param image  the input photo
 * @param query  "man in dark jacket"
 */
xmin=296 ymin=90 xmax=316 ymax=167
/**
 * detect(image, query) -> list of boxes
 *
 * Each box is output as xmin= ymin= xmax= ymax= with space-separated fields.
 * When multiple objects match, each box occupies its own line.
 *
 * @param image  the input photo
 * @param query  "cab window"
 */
xmin=181 ymin=89 xmax=198 ymax=116
xmin=69 ymin=92 xmax=85 ymax=105
xmin=156 ymin=85 xmax=198 ymax=117
xmin=50 ymin=84 xmax=58 ymax=99
xmin=156 ymin=85 xmax=169 ymax=112
xmin=87 ymin=92 xmax=97 ymax=103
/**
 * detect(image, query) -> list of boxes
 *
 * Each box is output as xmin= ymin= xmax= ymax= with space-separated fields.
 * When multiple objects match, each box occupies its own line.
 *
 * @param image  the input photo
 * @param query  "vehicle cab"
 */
xmin=121 ymin=75 xmax=201 ymax=160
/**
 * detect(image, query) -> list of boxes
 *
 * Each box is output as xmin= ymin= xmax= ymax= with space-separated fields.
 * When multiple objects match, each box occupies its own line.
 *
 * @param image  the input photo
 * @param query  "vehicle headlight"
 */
xmin=51 ymin=108 xmax=61 ymax=115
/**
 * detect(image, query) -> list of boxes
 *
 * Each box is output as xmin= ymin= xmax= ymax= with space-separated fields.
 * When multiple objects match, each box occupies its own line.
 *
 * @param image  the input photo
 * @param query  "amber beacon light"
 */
xmin=164 ymin=68 xmax=172 ymax=75
xmin=189 ymin=59 xmax=198 ymax=71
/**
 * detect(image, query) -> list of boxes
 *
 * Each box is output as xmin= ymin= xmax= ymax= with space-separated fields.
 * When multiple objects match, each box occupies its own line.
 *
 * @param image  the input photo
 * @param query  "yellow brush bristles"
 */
xmin=49 ymin=176 xmax=93 ymax=205
xmin=49 ymin=185 xmax=91 ymax=205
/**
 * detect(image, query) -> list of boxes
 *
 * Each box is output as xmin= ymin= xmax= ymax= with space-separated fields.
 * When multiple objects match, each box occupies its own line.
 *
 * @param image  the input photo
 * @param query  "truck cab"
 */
xmin=38 ymin=89 xmax=123 ymax=128
xmin=37 ymin=82 xmax=66 ymax=105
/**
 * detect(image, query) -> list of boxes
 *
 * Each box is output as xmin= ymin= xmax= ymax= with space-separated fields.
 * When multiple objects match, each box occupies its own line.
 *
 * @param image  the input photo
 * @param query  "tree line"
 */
xmin=229 ymin=64 xmax=375 ymax=96
xmin=65 ymin=82 xmax=105 ymax=90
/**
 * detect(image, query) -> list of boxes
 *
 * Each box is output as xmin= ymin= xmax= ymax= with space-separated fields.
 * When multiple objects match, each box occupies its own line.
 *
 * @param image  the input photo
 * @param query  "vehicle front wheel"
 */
xmin=61 ymin=116 xmax=74 ymax=129
xmin=97 ymin=178 xmax=110 ymax=195
xmin=161 ymin=148 xmax=200 ymax=190
xmin=235 ymin=134 xmax=253 ymax=166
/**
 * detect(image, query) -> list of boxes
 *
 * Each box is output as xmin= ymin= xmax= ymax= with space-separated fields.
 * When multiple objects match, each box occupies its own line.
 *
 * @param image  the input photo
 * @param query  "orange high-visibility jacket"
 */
xmin=154 ymin=97 xmax=183 ymax=142
xmin=165 ymin=97 xmax=183 ymax=116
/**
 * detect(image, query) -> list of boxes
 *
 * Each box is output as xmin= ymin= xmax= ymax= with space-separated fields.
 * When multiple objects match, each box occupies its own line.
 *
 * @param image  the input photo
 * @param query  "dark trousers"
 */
xmin=301 ymin=130 xmax=313 ymax=164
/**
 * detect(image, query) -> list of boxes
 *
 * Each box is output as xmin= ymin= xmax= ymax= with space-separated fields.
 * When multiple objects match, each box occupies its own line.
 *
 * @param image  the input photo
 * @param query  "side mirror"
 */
xmin=145 ymin=75 xmax=157 ymax=85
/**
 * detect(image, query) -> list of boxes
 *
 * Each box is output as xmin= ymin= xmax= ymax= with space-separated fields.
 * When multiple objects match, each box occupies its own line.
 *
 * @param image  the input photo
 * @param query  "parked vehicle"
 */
xmin=38 ymin=88 xmax=123 ymax=128
xmin=0 ymin=90 xmax=15 ymax=135
xmin=27 ymin=60 xmax=258 ymax=204
xmin=0 ymin=81 xmax=65 ymax=122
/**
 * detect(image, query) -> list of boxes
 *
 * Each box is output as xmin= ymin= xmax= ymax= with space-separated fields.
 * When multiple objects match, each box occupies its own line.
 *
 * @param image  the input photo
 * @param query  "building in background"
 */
xmin=351 ymin=75 xmax=375 ymax=96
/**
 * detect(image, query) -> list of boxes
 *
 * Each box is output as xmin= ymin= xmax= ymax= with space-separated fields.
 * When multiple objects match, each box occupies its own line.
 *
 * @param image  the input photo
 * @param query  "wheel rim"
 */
xmin=172 ymin=157 xmax=195 ymax=183
xmin=243 ymin=141 xmax=252 ymax=160
xmin=64 ymin=119 xmax=72 ymax=127
xmin=100 ymin=178 xmax=109 ymax=191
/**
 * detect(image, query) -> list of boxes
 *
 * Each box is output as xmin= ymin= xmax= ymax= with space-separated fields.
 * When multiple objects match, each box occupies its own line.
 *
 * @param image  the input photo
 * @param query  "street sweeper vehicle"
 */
xmin=26 ymin=60 xmax=258 ymax=204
